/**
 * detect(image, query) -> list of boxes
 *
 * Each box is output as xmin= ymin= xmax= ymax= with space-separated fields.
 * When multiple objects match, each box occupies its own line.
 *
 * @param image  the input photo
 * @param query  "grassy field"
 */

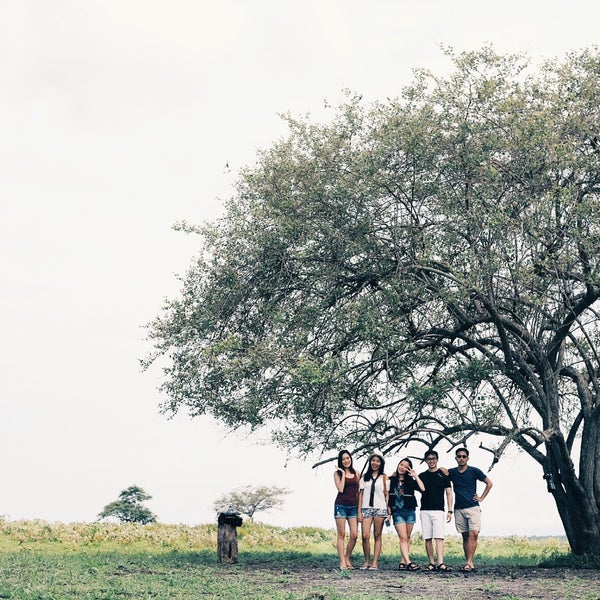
xmin=0 ymin=518 xmax=590 ymax=600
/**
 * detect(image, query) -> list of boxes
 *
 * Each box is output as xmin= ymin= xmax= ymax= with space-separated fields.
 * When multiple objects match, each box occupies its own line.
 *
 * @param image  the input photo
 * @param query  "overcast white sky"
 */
xmin=1 ymin=1 xmax=598 ymax=537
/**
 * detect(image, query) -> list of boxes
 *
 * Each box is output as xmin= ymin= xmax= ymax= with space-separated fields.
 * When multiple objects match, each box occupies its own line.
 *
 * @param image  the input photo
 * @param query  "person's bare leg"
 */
xmin=435 ymin=538 xmax=444 ymax=566
xmin=371 ymin=517 xmax=385 ymax=568
xmin=361 ymin=518 xmax=373 ymax=568
xmin=335 ymin=518 xmax=348 ymax=569
xmin=463 ymin=530 xmax=478 ymax=567
xmin=405 ymin=523 xmax=415 ymax=564
xmin=425 ymin=538 xmax=435 ymax=566
xmin=395 ymin=522 xmax=410 ymax=565
xmin=461 ymin=531 xmax=469 ymax=563
xmin=345 ymin=518 xmax=358 ymax=567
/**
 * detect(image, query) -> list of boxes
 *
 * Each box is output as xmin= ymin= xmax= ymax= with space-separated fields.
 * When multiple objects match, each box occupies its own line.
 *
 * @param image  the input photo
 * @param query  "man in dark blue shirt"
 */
xmin=448 ymin=448 xmax=493 ymax=572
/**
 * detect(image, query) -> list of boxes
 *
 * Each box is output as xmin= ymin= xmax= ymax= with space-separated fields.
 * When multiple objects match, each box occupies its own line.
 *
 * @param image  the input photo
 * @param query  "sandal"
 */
xmin=437 ymin=563 xmax=452 ymax=572
xmin=406 ymin=562 xmax=420 ymax=571
xmin=425 ymin=563 xmax=436 ymax=571
xmin=398 ymin=562 xmax=407 ymax=570
xmin=460 ymin=564 xmax=475 ymax=572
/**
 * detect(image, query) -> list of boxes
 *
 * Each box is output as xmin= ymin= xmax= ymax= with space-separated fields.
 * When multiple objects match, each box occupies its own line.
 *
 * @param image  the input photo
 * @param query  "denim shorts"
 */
xmin=334 ymin=504 xmax=358 ymax=519
xmin=392 ymin=508 xmax=416 ymax=525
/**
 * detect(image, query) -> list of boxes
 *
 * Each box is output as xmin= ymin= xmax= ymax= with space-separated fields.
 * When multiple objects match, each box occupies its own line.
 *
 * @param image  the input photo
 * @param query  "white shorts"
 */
xmin=420 ymin=510 xmax=445 ymax=539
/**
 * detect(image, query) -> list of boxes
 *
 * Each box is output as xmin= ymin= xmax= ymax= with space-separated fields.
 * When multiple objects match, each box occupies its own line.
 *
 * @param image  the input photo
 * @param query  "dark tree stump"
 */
xmin=217 ymin=512 xmax=243 ymax=563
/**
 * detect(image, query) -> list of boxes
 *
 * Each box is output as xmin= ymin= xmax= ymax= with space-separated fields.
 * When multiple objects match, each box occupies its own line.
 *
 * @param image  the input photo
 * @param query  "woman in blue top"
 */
xmin=388 ymin=458 xmax=425 ymax=571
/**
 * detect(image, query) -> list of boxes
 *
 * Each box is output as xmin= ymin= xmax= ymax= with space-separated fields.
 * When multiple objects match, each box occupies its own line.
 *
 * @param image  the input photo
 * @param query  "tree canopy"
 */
xmin=213 ymin=485 xmax=291 ymax=519
xmin=98 ymin=485 xmax=157 ymax=525
xmin=145 ymin=47 xmax=600 ymax=555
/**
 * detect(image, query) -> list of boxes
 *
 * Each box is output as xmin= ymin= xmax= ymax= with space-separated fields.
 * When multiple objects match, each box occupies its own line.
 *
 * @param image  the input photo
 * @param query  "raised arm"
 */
xmin=409 ymin=468 xmax=425 ymax=492
xmin=334 ymin=469 xmax=345 ymax=493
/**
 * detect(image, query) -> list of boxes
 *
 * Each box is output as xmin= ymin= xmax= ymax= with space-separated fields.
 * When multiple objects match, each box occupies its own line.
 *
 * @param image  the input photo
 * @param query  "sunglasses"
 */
xmin=456 ymin=455 xmax=468 ymax=458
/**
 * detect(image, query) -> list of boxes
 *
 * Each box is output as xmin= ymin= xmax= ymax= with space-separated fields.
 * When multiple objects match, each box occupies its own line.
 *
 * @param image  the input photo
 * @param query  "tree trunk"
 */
xmin=217 ymin=513 xmax=243 ymax=563
xmin=546 ymin=421 xmax=600 ymax=557
xmin=217 ymin=522 xmax=238 ymax=563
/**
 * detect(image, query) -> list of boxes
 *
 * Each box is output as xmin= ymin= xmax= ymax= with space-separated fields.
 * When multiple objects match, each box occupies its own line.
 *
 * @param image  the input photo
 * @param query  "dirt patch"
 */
xmin=231 ymin=561 xmax=600 ymax=600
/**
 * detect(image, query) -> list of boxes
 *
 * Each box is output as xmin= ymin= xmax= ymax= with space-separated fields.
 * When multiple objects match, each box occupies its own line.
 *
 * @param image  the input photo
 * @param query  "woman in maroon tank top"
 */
xmin=333 ymin=449 xmax=359 ymax=570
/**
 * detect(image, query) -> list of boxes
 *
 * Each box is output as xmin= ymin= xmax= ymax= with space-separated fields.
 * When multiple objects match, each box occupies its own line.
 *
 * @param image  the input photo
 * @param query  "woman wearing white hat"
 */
xmin=357 ymin=450 xmax=390 ymax=570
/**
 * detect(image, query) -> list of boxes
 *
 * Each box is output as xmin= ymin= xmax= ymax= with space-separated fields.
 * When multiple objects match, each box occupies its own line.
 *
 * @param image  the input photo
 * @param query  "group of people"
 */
xmin=333 ymin=447 xmax=493 ymax=573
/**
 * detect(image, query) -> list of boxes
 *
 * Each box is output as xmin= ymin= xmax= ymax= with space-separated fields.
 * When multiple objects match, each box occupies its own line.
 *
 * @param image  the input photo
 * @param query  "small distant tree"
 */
xmin=213 ymin=485 xmax=291 ymax=519
xmin=98 ymin=485 xmax=157 ymax=524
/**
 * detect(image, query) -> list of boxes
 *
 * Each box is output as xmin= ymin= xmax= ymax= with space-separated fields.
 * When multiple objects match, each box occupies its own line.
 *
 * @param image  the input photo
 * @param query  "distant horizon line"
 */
xmin=0 ymin=515 xmax=567 ymax=539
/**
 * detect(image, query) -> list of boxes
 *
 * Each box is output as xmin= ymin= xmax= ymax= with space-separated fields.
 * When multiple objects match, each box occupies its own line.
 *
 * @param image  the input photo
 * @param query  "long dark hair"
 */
xmin=337 ymin=449 xmax=356 ymax=475
xmin=397 ymin=457 xmax=413 ymax=475
xmin=389 ymin=457 xmax=416 ymax=500
xmin=363 ymin=453 xmax=385 ymax=481
xmin=391 ymin=457 xmax=413 ymax=485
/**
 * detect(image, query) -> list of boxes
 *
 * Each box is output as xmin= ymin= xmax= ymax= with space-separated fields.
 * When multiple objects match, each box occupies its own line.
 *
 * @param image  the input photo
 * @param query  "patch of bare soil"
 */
xmin=240 ymin=561 xmax=600 ymax=600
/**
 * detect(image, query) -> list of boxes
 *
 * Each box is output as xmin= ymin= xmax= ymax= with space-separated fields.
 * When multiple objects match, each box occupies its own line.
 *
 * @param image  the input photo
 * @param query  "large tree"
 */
xmin=213 ymin=485 xmax=291 ymax=520
xmin=145 ymin=48 xmax=600 ymax=556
